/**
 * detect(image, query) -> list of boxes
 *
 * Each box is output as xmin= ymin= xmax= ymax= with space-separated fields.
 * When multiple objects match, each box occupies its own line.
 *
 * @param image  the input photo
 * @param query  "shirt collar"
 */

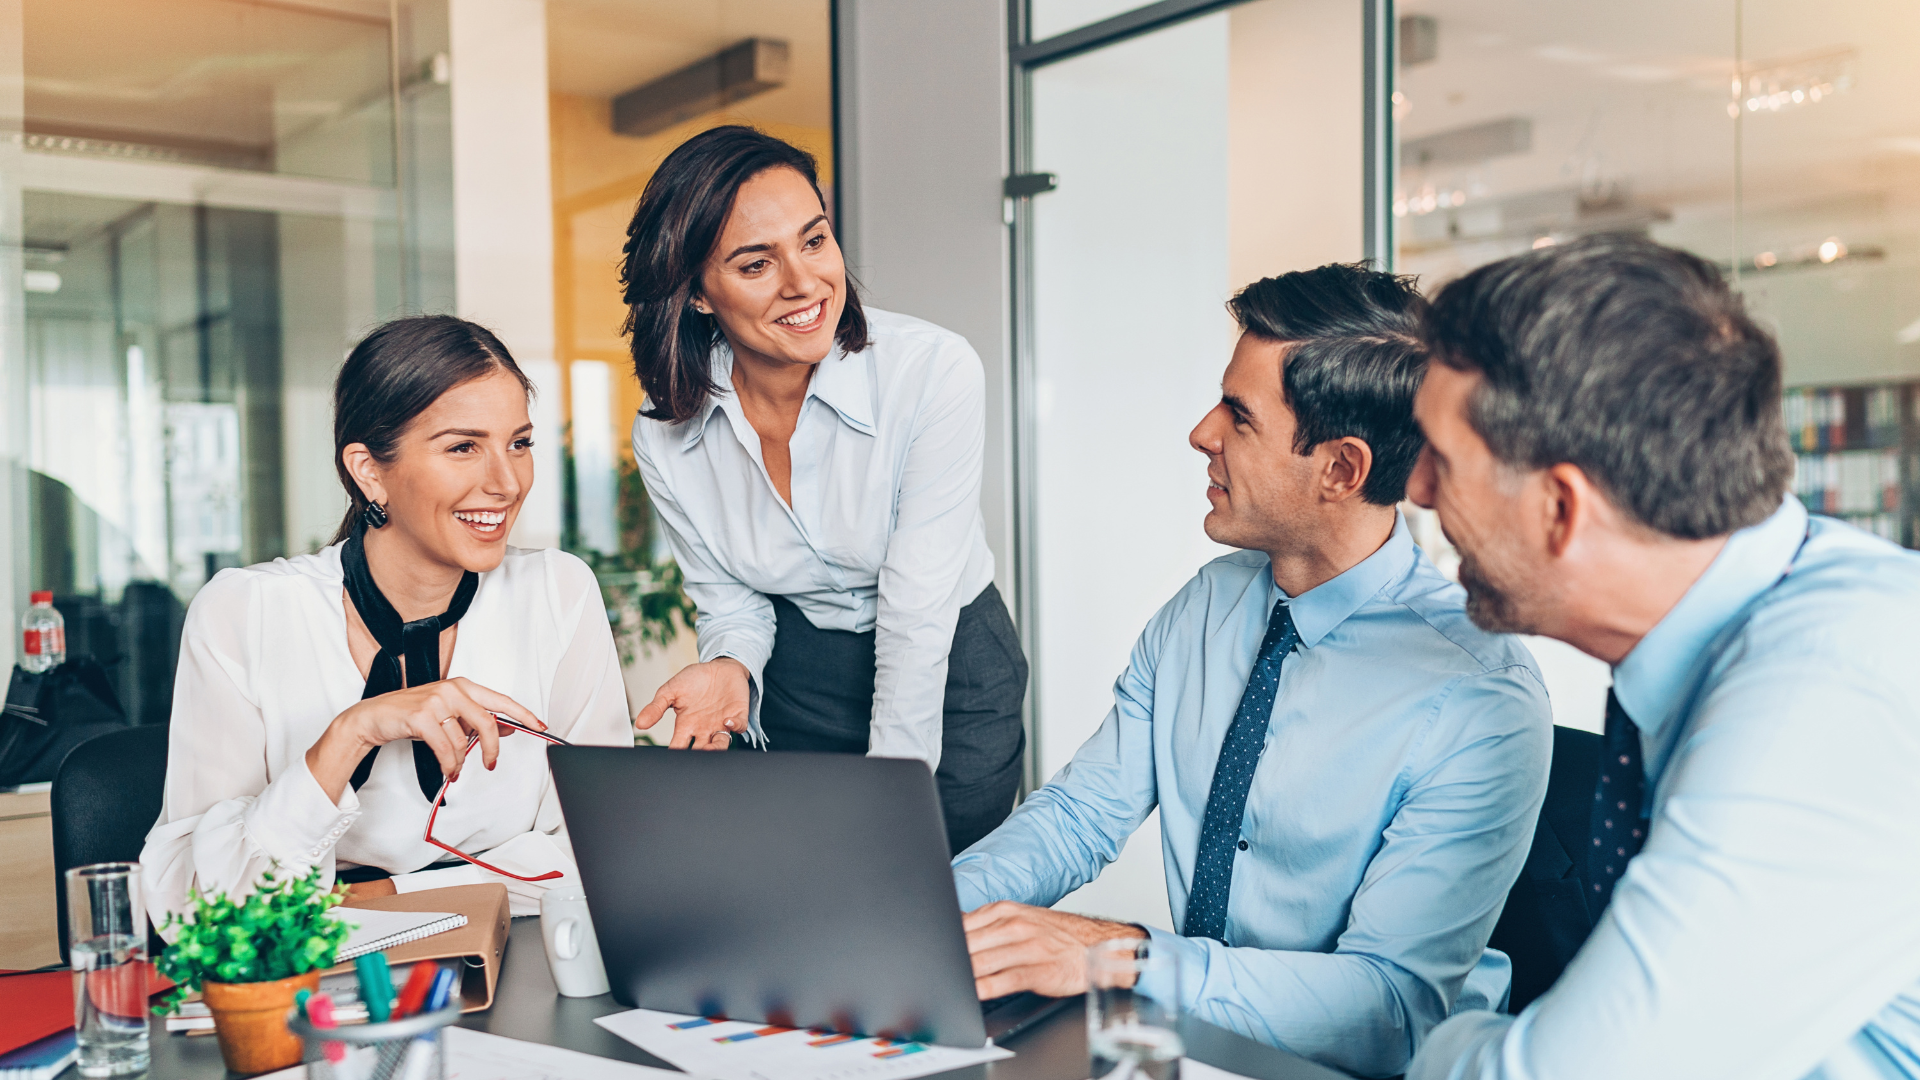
xmin=804 ymin=343 xmax=874 ymax=435
xmin=1270 ymin=511 xmax=1417 ymax=649
xmin=678 ymin=337 xmax=870 ymax=451
xmin=1611 ymin=497 xmax=1809 ymax=741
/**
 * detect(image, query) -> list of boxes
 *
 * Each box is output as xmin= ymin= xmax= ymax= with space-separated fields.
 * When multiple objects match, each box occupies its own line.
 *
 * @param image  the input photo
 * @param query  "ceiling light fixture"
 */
xmin=1734 ymin=47 xmax=1855 ymax=116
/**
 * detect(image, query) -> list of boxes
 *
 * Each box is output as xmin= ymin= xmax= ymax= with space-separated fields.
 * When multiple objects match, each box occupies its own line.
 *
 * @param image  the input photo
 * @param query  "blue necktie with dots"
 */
xmin=1586 ymin=689 xmax=1648 ymax=919
xmin=1183 ymin=599 xmax=1299 ymax=944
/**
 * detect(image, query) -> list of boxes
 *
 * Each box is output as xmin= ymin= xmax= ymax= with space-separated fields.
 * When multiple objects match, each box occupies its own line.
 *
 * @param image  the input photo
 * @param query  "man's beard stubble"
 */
xmin=1456 ymin=548 xmax=1539 ymax=635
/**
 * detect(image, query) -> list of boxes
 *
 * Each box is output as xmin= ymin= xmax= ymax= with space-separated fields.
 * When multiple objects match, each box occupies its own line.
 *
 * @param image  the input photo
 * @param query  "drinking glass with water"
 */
xmin=1087 ymin=937 xmax=1184 ymax=1080
xmin=67 ymin=862 xmax=150 ymax=1077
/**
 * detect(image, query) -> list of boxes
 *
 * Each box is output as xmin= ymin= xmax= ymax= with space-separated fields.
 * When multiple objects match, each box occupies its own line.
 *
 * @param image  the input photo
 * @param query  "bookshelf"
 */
xmin=1784 ymin=383 xmax=1916 ymax=546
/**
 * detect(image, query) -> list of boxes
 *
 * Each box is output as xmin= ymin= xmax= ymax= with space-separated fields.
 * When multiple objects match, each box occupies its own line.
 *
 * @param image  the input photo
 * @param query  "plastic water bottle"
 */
xmin=21 ymin=590 xmax=65 ymax=673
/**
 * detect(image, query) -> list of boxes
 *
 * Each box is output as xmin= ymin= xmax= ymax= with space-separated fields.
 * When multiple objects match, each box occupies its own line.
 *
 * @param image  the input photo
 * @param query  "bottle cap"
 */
xmin=29 ymin=591 xmax=51 ymax=604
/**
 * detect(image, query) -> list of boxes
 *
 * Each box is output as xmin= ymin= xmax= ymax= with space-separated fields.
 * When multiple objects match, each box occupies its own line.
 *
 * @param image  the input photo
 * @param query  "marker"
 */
xmin=356 ymin=953 xmax=396 ymax=1023
xmin=393 ymin=962 xmax=437 ymax=1020
xmin=307 ymin=995 xmax=344 ymax=1061
xmin=295 ymin=988 xmax=312 ymax=1020
xmin=423 ymin=966 xmax=458 ymax=1013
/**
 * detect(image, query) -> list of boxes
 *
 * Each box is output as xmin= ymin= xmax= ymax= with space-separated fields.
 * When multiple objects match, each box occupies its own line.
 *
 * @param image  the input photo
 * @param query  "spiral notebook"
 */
xmin=333 ymin=907 xmax=467 ymax=961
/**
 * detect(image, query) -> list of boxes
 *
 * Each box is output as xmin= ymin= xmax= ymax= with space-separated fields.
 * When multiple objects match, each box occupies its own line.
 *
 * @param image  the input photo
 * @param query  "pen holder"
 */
xmin=288 ymin=1001 xmax=461 ymax=1080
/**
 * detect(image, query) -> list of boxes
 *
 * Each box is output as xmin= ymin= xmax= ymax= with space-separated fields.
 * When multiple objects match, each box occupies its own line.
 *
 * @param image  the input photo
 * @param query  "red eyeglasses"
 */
xmin=424 ymin=714 xmax=572 ymax=882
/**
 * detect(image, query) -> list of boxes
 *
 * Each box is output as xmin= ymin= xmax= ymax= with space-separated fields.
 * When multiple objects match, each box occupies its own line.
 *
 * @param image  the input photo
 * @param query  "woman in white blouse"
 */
xmin=624 ymin=126 xmax=1028 ymax=855
xmin=142 ymin=315 xmax=630 ymax=923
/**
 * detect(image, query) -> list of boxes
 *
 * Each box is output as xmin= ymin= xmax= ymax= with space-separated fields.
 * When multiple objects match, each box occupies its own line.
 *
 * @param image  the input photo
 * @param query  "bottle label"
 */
xmin=22 ymin=628 xmax=63 ymax=657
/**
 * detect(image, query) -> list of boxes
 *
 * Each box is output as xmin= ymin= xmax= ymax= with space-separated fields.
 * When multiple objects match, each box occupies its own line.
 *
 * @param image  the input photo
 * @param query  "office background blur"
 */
xmin=2 ymin=0 xmax=1916 ymax=964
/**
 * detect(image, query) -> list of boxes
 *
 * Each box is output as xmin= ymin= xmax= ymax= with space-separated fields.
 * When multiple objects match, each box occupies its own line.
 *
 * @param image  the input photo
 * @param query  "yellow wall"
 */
xmin=549 ymin=91 xmax=834 ymax=452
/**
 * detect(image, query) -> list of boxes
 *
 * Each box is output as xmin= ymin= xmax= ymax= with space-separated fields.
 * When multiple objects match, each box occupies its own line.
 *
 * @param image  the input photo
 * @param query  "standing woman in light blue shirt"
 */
xmin=621 ymin=126 xmax=1026 ymax=854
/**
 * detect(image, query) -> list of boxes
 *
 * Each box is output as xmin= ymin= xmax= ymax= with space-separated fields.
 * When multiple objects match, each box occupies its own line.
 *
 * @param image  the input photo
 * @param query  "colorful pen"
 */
xmin=392 ymin=962 xmax=438 ymax=1019
xmin=307 ymin=993 xmax=346 ymax=1065
xmin=423 ymin=966 xmax=458 ymax=1013
xmin=356 ymin=953 xmax=396 ymax=1023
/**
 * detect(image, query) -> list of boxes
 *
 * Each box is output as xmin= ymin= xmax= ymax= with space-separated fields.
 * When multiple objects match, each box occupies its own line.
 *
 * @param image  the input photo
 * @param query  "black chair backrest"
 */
xmin=52 ymin=724 xmax=169 ymax=963
xmin=1487 ymin=724 xmax=1602 ymax=1013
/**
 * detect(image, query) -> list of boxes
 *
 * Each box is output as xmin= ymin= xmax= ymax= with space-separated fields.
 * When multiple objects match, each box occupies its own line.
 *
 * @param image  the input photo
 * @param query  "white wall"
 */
xmin=833 ymin=0 xmax=1014 ymax=604
xmin=448 ymin=0 xmax=562 ymax=550
xmin=1227 ymin=0 xmax=1365 ymax=281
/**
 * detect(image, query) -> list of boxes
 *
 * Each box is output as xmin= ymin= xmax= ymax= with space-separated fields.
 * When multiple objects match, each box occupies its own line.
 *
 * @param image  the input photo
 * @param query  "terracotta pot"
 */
xmin=202 ymin=970 xmax=323 ymax=1075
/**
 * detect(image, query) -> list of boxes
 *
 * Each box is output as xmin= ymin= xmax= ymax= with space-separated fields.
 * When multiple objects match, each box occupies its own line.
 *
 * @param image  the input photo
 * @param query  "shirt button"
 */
xmin=1237 ymin=840 xmax=1249 ymax=851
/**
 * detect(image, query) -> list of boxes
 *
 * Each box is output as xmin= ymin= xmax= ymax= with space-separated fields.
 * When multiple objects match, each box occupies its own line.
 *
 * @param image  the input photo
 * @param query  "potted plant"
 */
xmin=153 ymin=866 xmax=352 ymax=1075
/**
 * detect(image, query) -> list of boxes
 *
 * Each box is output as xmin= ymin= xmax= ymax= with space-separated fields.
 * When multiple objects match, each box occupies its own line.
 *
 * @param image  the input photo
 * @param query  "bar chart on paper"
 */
xmin=593 ymin=1009 xmax=1013 ymax=1080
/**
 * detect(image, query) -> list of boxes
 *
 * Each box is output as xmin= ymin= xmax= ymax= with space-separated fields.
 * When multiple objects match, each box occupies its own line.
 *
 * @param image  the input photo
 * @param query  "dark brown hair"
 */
xmin=1228 ymin=263 xmax=1429 ymax=505
xmin=620 ymin=125 xmax=868 ymax=424
xmin=1422 ymin=234 xmax=1792 ymax=539
xmin=331 ymin=315 xmax=532 ymax=544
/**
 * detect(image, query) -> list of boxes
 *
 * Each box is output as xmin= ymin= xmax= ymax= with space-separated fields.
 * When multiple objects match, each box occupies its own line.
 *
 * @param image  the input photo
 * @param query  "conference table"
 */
xmin=145 ymin=917 xmax=1351 ymax=1080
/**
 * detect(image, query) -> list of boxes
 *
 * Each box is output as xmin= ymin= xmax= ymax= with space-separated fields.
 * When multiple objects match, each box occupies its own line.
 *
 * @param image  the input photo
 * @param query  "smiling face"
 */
xmin=346 ymin=367 xmax=534 ymax=575
xmin=1189 ymin=334 xmax=1332 ymax=553
xmin=1406 ymin=361 xmax=1558 ymax=632
xmin=693 ymin=165 xmax=845 ymax=369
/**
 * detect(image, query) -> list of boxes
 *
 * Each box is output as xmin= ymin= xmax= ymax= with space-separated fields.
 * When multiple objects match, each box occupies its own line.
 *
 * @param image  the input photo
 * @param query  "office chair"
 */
xmin=51 ymin=724 xmax=169 ymax=964
xmin=1487 ymin=724 xmax=1602 ymax=1013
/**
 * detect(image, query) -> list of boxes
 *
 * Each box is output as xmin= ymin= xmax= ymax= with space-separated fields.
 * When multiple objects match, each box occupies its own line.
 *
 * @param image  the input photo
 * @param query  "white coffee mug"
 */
xmin=539 ymin=888 xmax=610 ymax=998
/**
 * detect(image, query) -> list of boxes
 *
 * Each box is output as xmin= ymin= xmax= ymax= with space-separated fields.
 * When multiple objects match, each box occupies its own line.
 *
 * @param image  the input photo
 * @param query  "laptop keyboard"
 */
xmin=980 ymin=993 xmax=1025 ymax=1016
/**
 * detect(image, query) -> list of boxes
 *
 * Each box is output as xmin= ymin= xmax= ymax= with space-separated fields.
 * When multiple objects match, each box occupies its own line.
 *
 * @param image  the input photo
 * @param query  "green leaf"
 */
xmin=152 ymin=862 xmax=346 ymax=1009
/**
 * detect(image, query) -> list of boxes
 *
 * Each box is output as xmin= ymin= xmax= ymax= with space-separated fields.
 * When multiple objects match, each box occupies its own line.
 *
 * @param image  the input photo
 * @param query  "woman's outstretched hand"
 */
xmin=634 ymin=658 xmax=751 ymax=750
xmin=306 ymin=677 xmax=545 ymax=804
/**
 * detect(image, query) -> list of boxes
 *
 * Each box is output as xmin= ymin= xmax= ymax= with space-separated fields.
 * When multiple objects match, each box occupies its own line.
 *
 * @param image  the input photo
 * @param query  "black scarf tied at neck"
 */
xmin=342 ymin=520 xmax=480 ymax=798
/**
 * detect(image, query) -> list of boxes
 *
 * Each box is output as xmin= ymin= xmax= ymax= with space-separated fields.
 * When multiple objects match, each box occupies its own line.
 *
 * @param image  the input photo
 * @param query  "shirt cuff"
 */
xmin=1136 ymin=924 xmax=1206 ymax=1011
xmin=243 ymin=756 xmax=362 ymax=869
xmin=1406 ymin=1009 xmax=1516 ymax=1080
xmin=866 ymin=717 xmax=940 ymax=765
xmin=700 ymin=644 xmax=769 ymax=747
xmin=390 ymin=863 xmax=488 ymax=895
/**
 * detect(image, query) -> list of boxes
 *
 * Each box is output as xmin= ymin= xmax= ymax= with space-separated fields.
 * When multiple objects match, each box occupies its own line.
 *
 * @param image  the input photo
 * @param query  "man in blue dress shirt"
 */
xmin=1403 ymin=235 xmax=1920 ymax=1080
xmin=953 ymin=263 xmax=1553 ymax=1078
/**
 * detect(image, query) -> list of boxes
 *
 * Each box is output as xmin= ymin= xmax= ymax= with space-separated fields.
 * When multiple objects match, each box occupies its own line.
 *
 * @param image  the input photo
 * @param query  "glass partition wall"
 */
xmin=1395 ymin=0 xmax=1920 ymax=546
xmin=1011 ymin=0 xmax=1366 ymax=926
xmin=1007 ymin=0 xmax=1920 ymax=921
xmin=4 ymin=0 xmax=445 ymax=722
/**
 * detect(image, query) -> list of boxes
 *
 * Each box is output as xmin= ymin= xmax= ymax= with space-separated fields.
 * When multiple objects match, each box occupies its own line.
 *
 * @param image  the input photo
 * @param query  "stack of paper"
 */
xmin=594 ymin=1009 xmax=1014 ymax=1080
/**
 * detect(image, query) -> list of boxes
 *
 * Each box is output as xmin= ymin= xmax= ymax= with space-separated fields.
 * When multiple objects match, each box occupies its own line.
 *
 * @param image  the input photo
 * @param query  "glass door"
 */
xmin=5 ymin=0 xmax=418 ymax=722
xmin=1018 ymin=0 xmax=1365 ymax=926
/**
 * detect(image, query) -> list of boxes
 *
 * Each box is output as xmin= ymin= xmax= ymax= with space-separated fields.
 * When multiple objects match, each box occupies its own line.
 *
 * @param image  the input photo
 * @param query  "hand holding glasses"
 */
xmin=423 ymin=713 xmax=573 ymax=882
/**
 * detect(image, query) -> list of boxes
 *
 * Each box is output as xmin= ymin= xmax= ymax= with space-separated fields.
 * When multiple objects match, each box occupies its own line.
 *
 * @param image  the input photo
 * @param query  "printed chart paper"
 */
xmin=594 ymin=1008 xmax=1014 ymax=1080
xmin=445 ymin=1028 xmax=685 ymax=1080
xmin=258 ymin=1027 xmax=681 ymax=1080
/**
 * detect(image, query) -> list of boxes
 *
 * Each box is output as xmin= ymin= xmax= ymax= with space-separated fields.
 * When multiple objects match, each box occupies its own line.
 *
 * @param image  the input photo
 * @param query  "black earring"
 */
xmin=361 ymin=501 xmax=389 ymax=530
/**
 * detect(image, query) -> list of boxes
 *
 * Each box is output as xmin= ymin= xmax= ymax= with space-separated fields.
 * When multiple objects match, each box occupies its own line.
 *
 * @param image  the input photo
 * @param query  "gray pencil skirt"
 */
xmin=752 ymin=583 xmax=1028 ymax=855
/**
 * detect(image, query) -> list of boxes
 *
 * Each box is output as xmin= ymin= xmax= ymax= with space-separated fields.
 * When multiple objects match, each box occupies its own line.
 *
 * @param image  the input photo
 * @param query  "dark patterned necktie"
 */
xmin=341 ymin=519 xmax=479 ymax=799
xmin=1586 ymin=689 xmax=1648 ymax=919
xmin=1183 ymin=599 xmax=1299 ymax=943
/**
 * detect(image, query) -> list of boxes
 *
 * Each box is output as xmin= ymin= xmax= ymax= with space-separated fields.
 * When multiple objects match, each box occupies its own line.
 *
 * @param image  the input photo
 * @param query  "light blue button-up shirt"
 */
xmin=1410 ymin=498 xmax=1920 ymax=1080
xmin=953 ymin=515 xmax=1551 ymax=1078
